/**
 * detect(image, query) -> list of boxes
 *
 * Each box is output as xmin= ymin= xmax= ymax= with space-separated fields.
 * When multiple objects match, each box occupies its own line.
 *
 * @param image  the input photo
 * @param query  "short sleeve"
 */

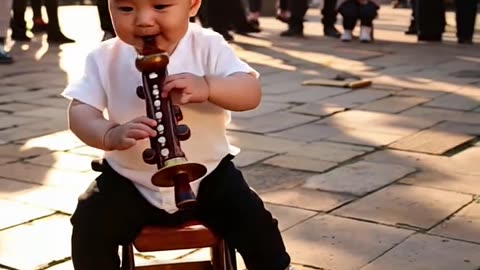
xmin=211 ymin=38 xmax=259 ymax=78
xmin=61 ymin=50 xmax=107 ymax=112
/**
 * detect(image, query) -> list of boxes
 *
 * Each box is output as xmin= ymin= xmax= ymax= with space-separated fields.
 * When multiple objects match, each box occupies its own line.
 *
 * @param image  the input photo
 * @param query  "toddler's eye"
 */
xmin=118 ymin=6 xmax=133 ymax=12
xmin=154 ymin=5 xmax=169 ymax=10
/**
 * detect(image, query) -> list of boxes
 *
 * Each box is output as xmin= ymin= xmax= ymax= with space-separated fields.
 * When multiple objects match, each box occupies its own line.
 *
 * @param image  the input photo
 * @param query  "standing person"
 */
xmin=11 ymin=0 xmax=31 ymax=41
xmin=247 ymin=0 xmax=262 ymax=27
xmin=455 ymin=0 xmax=478 ymax=44
xmin=322 ymin=0 xmax=341 ymax=38
xmin=280 ymin=0 xmax=308 ymax=36
xmin=0 ymin=0 xmax=13 ymax=63
xmin=416 ymin=0 xmax=445 ymax=41
xmin=31 ymin=0 xmax=49 ymax=32
xmin=62 ymin=0 xmax=294 ymax=269
xmin=97 ymin=0 xmax=116 ymax=40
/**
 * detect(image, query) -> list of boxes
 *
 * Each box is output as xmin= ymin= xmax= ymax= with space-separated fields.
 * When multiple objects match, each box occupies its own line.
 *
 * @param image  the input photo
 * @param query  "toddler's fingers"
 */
xmin=163 ymin=79 xmax=188 ymax=97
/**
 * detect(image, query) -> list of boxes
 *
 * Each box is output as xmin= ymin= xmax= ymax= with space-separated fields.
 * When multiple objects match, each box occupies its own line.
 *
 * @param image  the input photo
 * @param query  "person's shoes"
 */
xmin=280 ymin=28 xmax=304 ymax=37
xmin=404 ymin=24 xmax=417 ymax=35
xmin=275 ymin=14 xmax=290 ymax=24
xmin=458 ymin=37 xmax=473 ymax=44
xmin=359 ymin=26 xmax=373 ymax=43
xmin=418 ymin=34 xmax=442 ymax=42
xmin=247 ymin=18 xmax=260 ymax=29
xmin=11 ymin=32 xmax=31 ymax=42
xmin=31 ymin=18 xmax=48 ymax=33
xmin=47 ymin=31 xmax=75 ymax=43
xmin=0 ymin=46 xmax=13 ymax=64
xmin=324 ymin=25 xmax=341 ymax=38
xmin=235 ymin=22 xmax=261 ymax=34
xmin=341 ymin=29 xmax=353 ymax=42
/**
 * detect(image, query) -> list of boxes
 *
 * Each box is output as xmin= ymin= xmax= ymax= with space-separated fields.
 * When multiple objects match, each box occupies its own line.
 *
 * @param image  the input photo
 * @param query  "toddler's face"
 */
xmin=109 ymin=0 xmax=201 ymax=55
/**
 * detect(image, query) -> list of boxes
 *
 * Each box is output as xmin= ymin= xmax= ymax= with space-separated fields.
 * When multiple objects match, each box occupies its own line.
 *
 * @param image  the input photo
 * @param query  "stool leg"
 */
xmin=121 ymin=244 xmax=135 ymax=270
xmin=211 ymin=240 xmax=236 ymax=270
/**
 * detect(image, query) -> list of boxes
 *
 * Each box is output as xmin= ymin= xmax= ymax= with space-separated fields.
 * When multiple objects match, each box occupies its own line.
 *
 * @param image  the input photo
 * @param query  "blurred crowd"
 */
xmin=0 ymin=0 xmax=478 ymax=65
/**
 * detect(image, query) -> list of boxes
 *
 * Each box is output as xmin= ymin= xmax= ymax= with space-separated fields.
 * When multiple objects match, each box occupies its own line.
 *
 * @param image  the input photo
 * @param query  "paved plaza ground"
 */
xmin=0 ymin=4 xmax=479 ymax=270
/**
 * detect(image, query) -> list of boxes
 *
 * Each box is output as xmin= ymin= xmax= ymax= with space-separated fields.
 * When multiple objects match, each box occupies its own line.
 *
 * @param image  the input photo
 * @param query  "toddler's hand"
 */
xmin=104 ymin=116 xmax=157 ymax=150
xmin=162 ymin=73 xmax=210 ymax=104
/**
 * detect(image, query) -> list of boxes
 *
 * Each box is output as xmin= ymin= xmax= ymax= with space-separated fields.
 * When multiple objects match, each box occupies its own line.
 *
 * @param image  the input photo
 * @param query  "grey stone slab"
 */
xmin=326 ymin=129 xmax=403 ymax=147
xmin=424 ymin=93 xmax=480 ymax=111
xmin=317 ymin=110 xmax=439 ymax=136
xmin=227 ymin=131 xmax=305 ymax=153
xmin=265 ymin=203 xmax=318 ymax=231
xmin=0 ymin=115 xmax=40 ymax=129
xmin=231 ymin=101 xmax=291 ymax=119
xmin=318 ymin=89 xmax=392 ymax=108
xmin=262 ymin=87 xmax=349 ymax=103
xmin=288 ymin=103 xmax=345 ymax=117
xmin=430 ymin=201 xmax=480 ymax=243
xmin=304 ymin=161 xmax=416 ymax=196
xmin=263 ymin=154 xmax=338 ymax=173
xmin=283 ymin=214 xmax=413 ymax=270
xmin=389 ymin=128 xmax=475 ymax=155
xmin=357 ymin=96 xmax=430 ymax=113
xmin=16 ymin=130 xmax=85 ymax=151
xmin=396 ymin=89 xmax=448 ymax=99
xmin=286 ymin=141 xmax=373 ymax=163
xmin=334 ymin=184 xmax=472 ymax=230
xmin=0 ymin=121 xmax=67 ymax=143
xmin=233 ymin=149 xmax=276 ymax=168
xmin=268 ymin=123 xmax=343 ymax=143
xmin=435 ymin=121 xmax=480 ymax=136
xmin=228 ymin=111 xmax=317 ymax=133
xmin=0 ymin=102 xmax=41 ymax=113
xmin=361 ymin=234 xmax=480 ymax=270
xmin=0 ymin=143 xmax=52 ymax=158
xmin=262 ymin=187 xmax=354 ymax=212
xmin=0 ymin=199 xmax=54 ymax=230
xmin=243 ymin=164 xmax=314 ymax=193
xmin=26 ymin=151 xmax=95 ymax=172
xmin=67 ymin=145 xmax=104 ymax=158
xmin=400 ymin=171 xmax=480 ymax=195
xmin=0 ymin=214 xmax=72 ymax=270
xmin=401 ymin=106 xmax=480 ymax=124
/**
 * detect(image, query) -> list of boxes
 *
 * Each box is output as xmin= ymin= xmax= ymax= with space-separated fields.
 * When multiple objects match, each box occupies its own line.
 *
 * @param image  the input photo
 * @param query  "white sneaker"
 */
xmin=341 ymin=30 xmax=353 ymax=42
xmin=359 ymin=26 xmax=372 ymax=43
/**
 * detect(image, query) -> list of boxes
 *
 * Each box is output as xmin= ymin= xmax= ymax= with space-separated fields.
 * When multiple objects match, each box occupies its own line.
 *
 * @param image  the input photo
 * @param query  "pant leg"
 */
xmin=338 ymin=0 xmax=358 ymax=30
xmin=321 ymin=0 xmax=338 ymax=27
xmin=71 ymin=163 xmax=163 ymax=270
xmin=31 ymin=0 xmax=43 ymax=19
xmin=44 ymin=0 xmax=61 ymax=33
xmin=97 ymin=0 xmax=115 ymax=33
xmin=278 ymin=0 xmax=288 ymax=11
xmin=197 ymin=156 xmax=291 ymax=270
xmin=249 ymin=0 xmax=262 ymax=13
xmin=455 ymin=0 xmax=477 ymax=39
xmin=11 ymin=0 xmax=28 ymax=36
xmin=287 ymin=0 xmax=308 ymax=31
xmin=0 ymin=0 xmax=13 ymax=38
xmin=358 ymin=1 xmax=378 ymax=27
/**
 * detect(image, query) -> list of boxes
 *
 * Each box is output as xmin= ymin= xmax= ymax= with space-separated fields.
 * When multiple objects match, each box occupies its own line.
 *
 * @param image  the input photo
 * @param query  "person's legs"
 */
xmin=97 ymin=0 xmax=116 ymax=40
xmin=281 ymin=0 xmax=308 ymax=37
xmin=197 ymin=156 xmax=291 ymax=270
xmin=0 ymin=0 xmax=13 ymax=64
xmin=11 ymin=0 xmax=31 ymax=41
xmin=322 ymin=0 xmax=341 ymax=37
xmin=31 ymin=0 xmax=49 ymax=33
xmin=338 ymin=0 xmax=357 ymax=41
xmin=43 ymin=0 xmax=74 ymax=43
xmin=358 ymin=1 xmax=378 ymax=42
xmin=405 ymin=0 xmax=416 ymax=34
xmin=71 ymin=162 xmax=162 ymax=270
xmin=455 ymin=0 xmax=477 ymax=44
xmin=247 ymin=0 xmax=262 ymax=27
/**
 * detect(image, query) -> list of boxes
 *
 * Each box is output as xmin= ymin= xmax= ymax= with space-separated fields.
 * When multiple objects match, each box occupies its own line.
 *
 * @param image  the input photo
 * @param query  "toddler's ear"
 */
xmin=189 ymin=0 xmax=202 ymax=17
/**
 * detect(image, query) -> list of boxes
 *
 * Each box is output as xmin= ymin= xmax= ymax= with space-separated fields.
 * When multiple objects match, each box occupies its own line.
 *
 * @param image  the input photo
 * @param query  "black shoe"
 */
xmin=47 ymin=32 xmax=75 ymax=43
xmin=458 ymin=38 xmax=473 ymax=44
xmin=280 ymin=28 xmax=304 ymax=37
xmin=418 ymin=34 xmax=442 ymax=42
xmin=235 ymin=22 xmax=261 ymax=34
xmin=275 ymin=14 xmax=290 ymax=24
xmin=248 ymin=19 xmax=260 ymax=29
xmin=11 ymin=32 xmax=31 ymax=42
xmin=404 ymin=25 xmax=417 ymax=35
xmin=0 ymin=47 xmax=13 ymax=64
xmin=324 ymin=26 xmax=341 ymax=38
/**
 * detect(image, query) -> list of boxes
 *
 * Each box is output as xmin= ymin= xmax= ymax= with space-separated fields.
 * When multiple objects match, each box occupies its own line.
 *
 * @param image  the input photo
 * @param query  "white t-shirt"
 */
xmin=62 ymin=23 xmax=258 ymax=213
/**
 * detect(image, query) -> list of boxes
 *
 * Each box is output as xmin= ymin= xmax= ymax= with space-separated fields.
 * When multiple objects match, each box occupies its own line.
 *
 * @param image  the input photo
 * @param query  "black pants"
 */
xmin=338 ymin=0 xmax=378 ymax=29
xmin=455 ymin=0 xmax=478 ymax=40
xmin=71 ymin=156 xmax=290 ymax=270
xmin=249 ymin=0 xmax=262 ymax=13
xmin=322 ymin=0 xmax=338 ymax=27
xmin=11 ymin=0 xmax=62 ymax=35
xmin=287 ymin=0 xmax=308 ymax=31
xmin=97 ymin=0 xmax=115 ymax=33
xmin=416 ymin=0 xmax=445 ymax=39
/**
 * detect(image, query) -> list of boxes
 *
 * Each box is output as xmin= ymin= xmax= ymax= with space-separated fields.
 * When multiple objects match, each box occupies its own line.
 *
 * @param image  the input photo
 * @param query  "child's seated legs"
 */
xmin=338 ymin=0 xmax=358 ymax=41
xmin=338 ymin=0 xmax=379 ymax=42
xmin=357 ymin=1 xmax=379 ymax=42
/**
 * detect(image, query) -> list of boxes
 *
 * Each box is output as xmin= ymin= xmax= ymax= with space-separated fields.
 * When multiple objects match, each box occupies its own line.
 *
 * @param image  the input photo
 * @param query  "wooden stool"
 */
xmin=121 ymin=220 xmax=236 ymax=270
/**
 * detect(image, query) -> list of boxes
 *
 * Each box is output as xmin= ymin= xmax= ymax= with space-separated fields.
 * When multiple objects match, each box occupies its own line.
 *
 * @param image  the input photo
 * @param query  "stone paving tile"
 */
xmin=262 ymin=187 xmax=354 ymax=212
xmin=16 ymin=130 xmax=85 ymax=151
xmin=286 ymin=141 xmax=373 ymax=163
xmin=227 ymin=131 xmax=305 ymax=153
xmin=304 ymin=161 xmax=416 ymax=196
xmin=360 ymin=233 xmax=480 ymax=270
xmin=317 ymin=110 xmax=439 ymax=136
xmin=0 ymin=102 xmax=41 ymax=113
xmin=230 ymin=101 xmax=291 ymax=119
xmin=400 ymin=106 xmax=480 ymax=125
xmin=389 ymin=127 xmax=475 ymax=155
xmin=268 ymin=123 xmax=343 ymax=142
xmin=325 ymin=128 xmax=403 ymax=147
xmin=0 ymin=157 xmax=15 ymax=165
xmin=429 ymin=201 xmax=480 ymax=244
xmin=262 ymin=80 xmax=307 ymax=95
xmin=229 ymin=111 xmax=318 ymax=133
xmin=317 ymin=89 xmax=393 ymax=108
xmin=262 ymin=87 xmax=349 ymax=103
xmin=396 ymin=89 xmax=448 ymax=99
xmin=0 ymin=121 xmax=67 ymax=143
xmin=400 ymin=171 xmax=480 ymax=196
xmin=0 ymin=214 xmax=72 ymax=270
xmin=265 ymin=203 xmax=318 ymax=231
xmin=233 ymin=149 xmax=276 ymax=168
xmin=0 ymin=198 xmax=54 ymax=230
xmin=67 ymin=145 xmax=104 ymax=158
xmin=357 ymin=96 xmax=430 ymax=114
xmin=0 ymin=115 xmax=41 ymax=130
xmin=283 ymin=214 xmax=413 ymax=270
xmin=242 ymin=164 xmax=314 ymax=193
xmin=25 ymin=151 xmax=95 ymax=172
xmin=263 ymin=154 xmax=338 ymax=173
xmin=435 ymin=121 xmax=480 ymax=136
xmin=287 ymin=103 xmax=345 ymax=117
xmin=424 ymin=93 xmax=480 ymax=111
xmin=25 ymin=96 xmax=70 ymax=108
xmin=334 ymin=184 xmax=473 ymax=230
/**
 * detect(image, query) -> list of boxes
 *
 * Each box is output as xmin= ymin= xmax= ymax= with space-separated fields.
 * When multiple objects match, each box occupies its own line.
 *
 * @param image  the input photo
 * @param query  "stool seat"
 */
xmin=134 ymin=220 xmax=219 ymax=252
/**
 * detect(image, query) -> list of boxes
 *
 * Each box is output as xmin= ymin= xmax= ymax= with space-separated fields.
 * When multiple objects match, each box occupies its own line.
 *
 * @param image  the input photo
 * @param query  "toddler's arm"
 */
xmin=68 ymin=99 xmax=157 ymax=151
